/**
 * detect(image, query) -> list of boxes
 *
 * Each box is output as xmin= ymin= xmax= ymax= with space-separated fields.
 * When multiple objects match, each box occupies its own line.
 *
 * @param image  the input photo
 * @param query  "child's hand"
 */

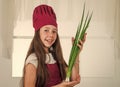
xmin=77 ymin=33 xmax=87 ymax=51
xmin=52 ymin=76 xmax=80 ymax=87
xmin=72 ymin=33 xmax=87 ymax=52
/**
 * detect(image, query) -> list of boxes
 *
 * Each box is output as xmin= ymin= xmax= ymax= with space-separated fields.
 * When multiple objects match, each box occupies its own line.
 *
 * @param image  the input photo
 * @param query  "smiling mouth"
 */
xmin=45 ymin=39 xmax=53 ymax=44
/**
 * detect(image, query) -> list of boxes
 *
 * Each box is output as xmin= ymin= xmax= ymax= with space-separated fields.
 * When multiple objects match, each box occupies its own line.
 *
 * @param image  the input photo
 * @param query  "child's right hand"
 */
xmin=52 ymin=78 xmax=80 ymax=87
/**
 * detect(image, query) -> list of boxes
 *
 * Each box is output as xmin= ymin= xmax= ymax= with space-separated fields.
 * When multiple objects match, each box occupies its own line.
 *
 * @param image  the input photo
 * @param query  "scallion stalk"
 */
xmin=66 ymin=4 xmax=93 ymax=81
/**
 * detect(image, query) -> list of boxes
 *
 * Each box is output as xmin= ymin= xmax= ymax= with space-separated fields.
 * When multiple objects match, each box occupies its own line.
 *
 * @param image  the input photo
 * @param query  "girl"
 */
xmin=22 ymin=4 xmax=86 ymax=87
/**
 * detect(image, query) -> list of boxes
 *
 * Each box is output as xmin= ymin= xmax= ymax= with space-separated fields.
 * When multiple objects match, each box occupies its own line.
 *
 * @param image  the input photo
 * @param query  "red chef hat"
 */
xmin=33 ymin=4 xmax=57 ymax=31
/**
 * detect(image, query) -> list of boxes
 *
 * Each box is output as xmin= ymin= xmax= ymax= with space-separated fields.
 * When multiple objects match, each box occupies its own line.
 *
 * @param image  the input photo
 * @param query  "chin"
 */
xmin=45 ymin=45 xmax=51 ymax=48
xmin=45 ymin=44 xmax=53 ymax=48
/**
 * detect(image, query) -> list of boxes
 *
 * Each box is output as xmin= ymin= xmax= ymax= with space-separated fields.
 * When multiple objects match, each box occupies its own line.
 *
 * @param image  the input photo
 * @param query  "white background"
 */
xmin=0 ymin=0 xmax=120 ymax=87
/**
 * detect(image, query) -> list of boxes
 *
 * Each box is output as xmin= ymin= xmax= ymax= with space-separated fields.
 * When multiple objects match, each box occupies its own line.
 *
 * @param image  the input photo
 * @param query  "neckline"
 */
xmin=46 ymin=62 xmax=57 ymax=65
xmin=45 ymin=53 xmax=56 ymax=64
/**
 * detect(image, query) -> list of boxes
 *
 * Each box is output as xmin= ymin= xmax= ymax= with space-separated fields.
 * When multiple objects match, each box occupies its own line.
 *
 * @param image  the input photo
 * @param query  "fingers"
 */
xmin=64 ymin=80 xmax=80 ymax=87
xmin=71 ymin=37 xmax=75 ymax=45
xmin=71 ymin=33 xmax=87 ymax=50
xmin=77 ymin=33 xmax=87 ymax=50
xmin=77 ymin=40 xmax=83 ymax=50
xmin=82 ymin=33 xmax=87 ymax=43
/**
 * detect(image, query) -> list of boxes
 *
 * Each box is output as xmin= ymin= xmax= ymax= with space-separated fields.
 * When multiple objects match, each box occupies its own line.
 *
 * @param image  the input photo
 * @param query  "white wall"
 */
xmin=0 ymin=0 xmax=120 ymax=87
xmin=0 ymin=0 xmax=20 ymax=87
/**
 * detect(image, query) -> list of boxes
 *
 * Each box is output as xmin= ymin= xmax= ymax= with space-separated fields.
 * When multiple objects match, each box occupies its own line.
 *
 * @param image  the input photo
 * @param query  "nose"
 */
xmin=48 ymin=32 xmax=54 ymax=37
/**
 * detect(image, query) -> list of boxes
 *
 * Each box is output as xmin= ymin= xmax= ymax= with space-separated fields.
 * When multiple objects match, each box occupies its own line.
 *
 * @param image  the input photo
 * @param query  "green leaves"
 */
xmin=66 ymin=4 xmax=93 ymax=81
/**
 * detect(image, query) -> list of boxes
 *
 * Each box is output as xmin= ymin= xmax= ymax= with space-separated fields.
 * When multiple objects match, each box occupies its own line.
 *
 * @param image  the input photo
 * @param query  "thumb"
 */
xmin=71 ymin=37 xmax=75 ymax=45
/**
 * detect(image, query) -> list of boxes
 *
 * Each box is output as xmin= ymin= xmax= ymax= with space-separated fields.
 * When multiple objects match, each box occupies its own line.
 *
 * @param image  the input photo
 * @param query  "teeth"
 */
xmin=46 ymin=39 xmax=52 ymax=43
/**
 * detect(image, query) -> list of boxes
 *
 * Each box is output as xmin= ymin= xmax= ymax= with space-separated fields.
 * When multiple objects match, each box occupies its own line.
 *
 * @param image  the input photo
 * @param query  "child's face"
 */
xmin=39 ymin=25 xmax=57 ymax=50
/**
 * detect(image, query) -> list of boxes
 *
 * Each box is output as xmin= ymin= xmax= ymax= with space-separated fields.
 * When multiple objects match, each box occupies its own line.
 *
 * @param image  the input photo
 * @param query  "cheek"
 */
xmin=40 ymin=32 xmax=46 ymax=38
xmin=39 ymin=34 xmax=44 ymax=42
xmin=54 ymin=34 xmax=57 ymax=40
xmin=53 ymin=35 xmax=57 ymax=43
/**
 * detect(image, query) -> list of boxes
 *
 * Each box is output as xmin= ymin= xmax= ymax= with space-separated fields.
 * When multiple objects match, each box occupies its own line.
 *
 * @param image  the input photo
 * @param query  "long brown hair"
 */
xmin=22 ymin=30 xmax=67 ymax=87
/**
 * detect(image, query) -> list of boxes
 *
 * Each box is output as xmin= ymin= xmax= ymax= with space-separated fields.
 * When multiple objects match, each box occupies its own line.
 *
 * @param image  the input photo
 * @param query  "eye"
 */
xmin=52 ymin=30 xmax=57 ymax=34
xmin=44 ymin=29 xmax=49 ymax=32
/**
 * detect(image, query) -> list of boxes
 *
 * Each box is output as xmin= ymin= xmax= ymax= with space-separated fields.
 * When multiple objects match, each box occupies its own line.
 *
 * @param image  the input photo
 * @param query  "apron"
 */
xmin=45 ymin=63 xmax=62 ymax=87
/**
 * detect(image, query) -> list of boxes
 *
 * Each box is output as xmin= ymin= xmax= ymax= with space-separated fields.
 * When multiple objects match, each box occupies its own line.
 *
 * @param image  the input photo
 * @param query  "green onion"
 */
xmin=66 ymin=4 xmax=93 ymax=81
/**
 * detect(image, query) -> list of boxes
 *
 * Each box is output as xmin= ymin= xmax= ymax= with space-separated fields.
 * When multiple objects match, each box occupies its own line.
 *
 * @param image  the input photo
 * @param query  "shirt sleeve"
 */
xmin=25 ymin=53 xmax=38 ymax=68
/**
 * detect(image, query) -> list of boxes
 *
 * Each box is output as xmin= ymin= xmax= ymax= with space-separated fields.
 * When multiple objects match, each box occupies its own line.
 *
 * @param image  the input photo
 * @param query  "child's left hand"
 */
xmin=71 ymin=33 xmax=87 ymax=52
xmin=70 ymin=33 xmax=87 ymax=81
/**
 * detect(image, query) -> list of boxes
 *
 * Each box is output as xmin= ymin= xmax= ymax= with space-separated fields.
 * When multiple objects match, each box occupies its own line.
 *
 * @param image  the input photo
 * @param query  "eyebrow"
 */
xmin=45 ymin=27 xmax=57 ymax=31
